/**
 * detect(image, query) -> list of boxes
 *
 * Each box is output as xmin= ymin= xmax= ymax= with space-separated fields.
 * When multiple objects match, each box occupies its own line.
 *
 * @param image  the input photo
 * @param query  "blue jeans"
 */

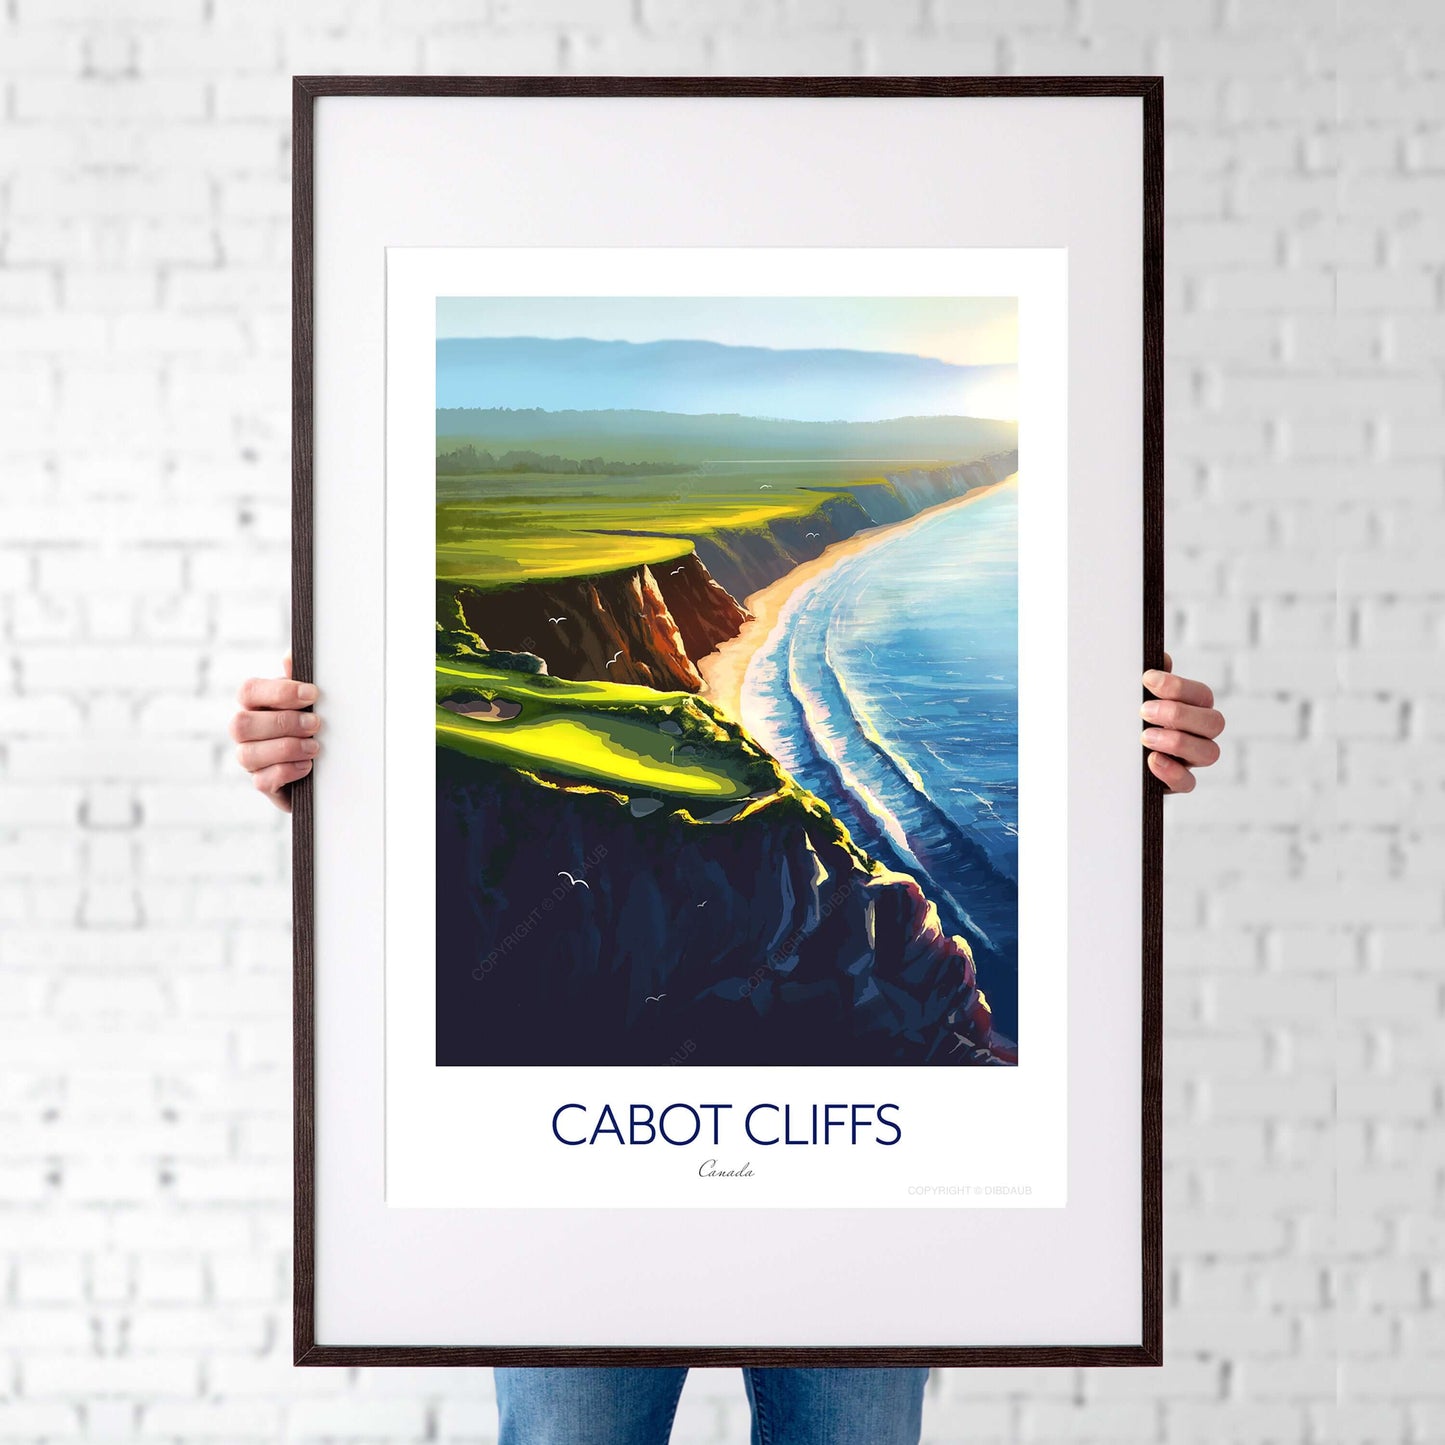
xmin=495 ymin=1367 xmax=928 ymax=1444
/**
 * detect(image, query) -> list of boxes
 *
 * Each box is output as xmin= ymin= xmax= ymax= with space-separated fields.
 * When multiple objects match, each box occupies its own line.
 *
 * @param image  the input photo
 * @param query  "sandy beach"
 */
xmin=697 ymin=473 xmax=1018 ymax=722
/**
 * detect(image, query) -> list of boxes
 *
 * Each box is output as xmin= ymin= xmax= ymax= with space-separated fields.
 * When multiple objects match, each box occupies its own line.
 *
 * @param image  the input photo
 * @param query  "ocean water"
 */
xmin=741 ymin=478 xmax=1020 ymax=1038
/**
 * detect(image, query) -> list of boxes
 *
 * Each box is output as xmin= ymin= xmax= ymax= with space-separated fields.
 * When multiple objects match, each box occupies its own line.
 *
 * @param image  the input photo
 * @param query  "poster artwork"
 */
xmin=432 ymin=297 xmax=1021 ymax=1071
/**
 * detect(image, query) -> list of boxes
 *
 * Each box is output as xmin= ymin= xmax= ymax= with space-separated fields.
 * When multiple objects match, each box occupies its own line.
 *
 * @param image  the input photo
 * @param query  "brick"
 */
xmin=23 ymin=1356 xmax=199 ymax=1399
xmin=1338 ymin=267 xmax=1439 ymax=312
xmin=1009 ymin=34 xmax=1151 ymax=73
xmin=641 ymin=0 xmax=778 ymax=29
xmin=1167 ymin=1401 xmax=1311 ymax=1442
xmin=494 ymin=0 xmax=633 ymax=22
xmin=282 ymin=30 xmax=426 ymax=74
xmin=1234 ymin=172 xmax=1337 ymax=220
xmin=17 ymin=1255 xmax=85 ymax=1304
xmin=285 ymin=1400 xmax=430 ymax=1439
xmin=14 ymin=77 xmax=208 ymax=122
xmin=144 ymin=1403 xmax=284 ymax=1438
xmin=936 ymin=0 xmax=1067 ymax=20
xmin=141 ymin=28 xmax=280 ymax=74
xmin=1086 ymin=1361 xmax=1220 ymax=1401
xmin=1085 ymin=0 xmax=1213 ymax=27
xmin=1202 ymin=269 xmax=1335 ymax=312
xmin=1022 ymin=1400 xmax=1159 ymax=1439
xmin=211 ymin=74 xmax=294 ymax=121
xmin=37 ymin=550 xmax=187 ymax=594
xmin=0 ymin=1404 xmax=83 ymax=1437
xmin=136 ymin=1255 xmax=207 ymax=1303
xmin=3 ymin=313 xmax=109 ymax=353
xmin=863 ymin=35 xmax=998 ymax=73
xmin=556 ymin=31 xmax=716 ymax=73
xmin=1230 ymin=77 xmax=1337 ymax=123
xmin=1165 ymin=1306 xmax=1296 ymax=1351
xmin=420 ymin=33 xmax=566 ymax=74
xmin=711 ymin=33 xmax=860 ymax=71
xmin=784 ymin=0 xmax=927 ymax=26
xmin=129 ymin=1306 xmax=271 ymax=1351
xmin=1168 ymin=219 xmax=1279 ymax=268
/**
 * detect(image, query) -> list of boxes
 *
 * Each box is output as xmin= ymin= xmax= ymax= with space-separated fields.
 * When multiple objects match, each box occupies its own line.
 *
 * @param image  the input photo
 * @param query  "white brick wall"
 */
xmin=0 ymin=3 xmax=1438 ymax=1442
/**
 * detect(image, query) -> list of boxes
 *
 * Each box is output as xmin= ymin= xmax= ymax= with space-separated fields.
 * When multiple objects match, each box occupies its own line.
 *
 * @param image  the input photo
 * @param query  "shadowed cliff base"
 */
xmin=436 ymin=748 xmax=1011 ymax=1068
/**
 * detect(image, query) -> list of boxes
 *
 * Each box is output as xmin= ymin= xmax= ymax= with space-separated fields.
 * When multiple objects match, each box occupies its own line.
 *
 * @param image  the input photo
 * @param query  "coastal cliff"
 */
xmin=435 ymin=745 xmax=1006 ymax=1067
xmin=448 ymin=553 xmax=749 ymax=691
xmin=691 ymin=449 xmax=1018 ymax=598
xmin=881 ymin=451 xmax=1018 ymax=513
xmin=445 ymin=450 xmax=1018 ymax=688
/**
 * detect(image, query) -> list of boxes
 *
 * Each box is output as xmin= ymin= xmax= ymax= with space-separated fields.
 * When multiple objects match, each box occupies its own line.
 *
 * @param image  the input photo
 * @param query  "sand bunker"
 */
xmin=440 ymin=696 xmax=521 ymax=722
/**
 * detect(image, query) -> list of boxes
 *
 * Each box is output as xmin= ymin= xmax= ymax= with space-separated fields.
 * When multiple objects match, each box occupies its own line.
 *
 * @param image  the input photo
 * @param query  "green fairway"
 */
xmin=436 ymin=662 xmax=697 ymax=709
xmin=436 ymin=463 xmax=910 ymax=588
xmin=435 ymin=659 xmax=768 ymax=803
xmin=437 ymin=520 xmax=688 ymax=585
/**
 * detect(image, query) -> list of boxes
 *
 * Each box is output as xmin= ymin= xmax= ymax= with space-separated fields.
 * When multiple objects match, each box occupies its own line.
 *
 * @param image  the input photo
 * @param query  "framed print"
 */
xmin=293 ymin=77 xmax=1164 ymax=1365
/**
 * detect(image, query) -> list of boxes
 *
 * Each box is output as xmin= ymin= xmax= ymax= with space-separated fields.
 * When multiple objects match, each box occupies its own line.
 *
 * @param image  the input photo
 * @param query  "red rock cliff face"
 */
xmin=653 ymin=551 xmax=752 ymax=658
xmin=452 ymin=554 xmax=748 ymax=691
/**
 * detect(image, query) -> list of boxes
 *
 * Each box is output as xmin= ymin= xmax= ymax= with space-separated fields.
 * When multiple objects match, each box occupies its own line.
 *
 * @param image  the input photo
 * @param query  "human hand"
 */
xmin=231 ymin=657 xmax=320 ymax=812
xmin=1140 ymin=653 xmax=1224 ymax=795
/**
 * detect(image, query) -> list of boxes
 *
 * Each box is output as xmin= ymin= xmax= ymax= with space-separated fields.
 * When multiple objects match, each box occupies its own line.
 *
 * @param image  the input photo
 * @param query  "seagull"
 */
xmin=548 ymin=616 xmax=566 ymax=624
xmin=644 ymin=993 xmax=666 ymax=1004
xmin=806 ymin=531 xmax=819 ymax=539
xmin=759 ymin=483 xmax=773 ymax=490
xmin=696 ymin=901 xmax=707 ymax=909
xmin=557 ymin=871 xmax=590 ymax=890
xmin=606 ymin=650 xmax=623 ymax=667
xmin=669 ymin=566 xmax=686 ymax=576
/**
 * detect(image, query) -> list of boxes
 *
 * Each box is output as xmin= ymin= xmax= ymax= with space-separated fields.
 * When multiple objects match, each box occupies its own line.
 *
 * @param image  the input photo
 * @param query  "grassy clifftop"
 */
xmin=437 ymin=656 xmax=778 ymax=813
xmin=435 ymin=653 xmax=872 ymax=866
xmin=437 ymin=463 xmax=905 ymax=590
xmin=436 ymin=408 xmax=1018 ymax=592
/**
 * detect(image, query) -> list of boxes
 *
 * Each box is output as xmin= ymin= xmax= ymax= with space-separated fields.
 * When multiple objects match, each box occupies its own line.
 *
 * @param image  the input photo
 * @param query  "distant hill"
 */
xmin=436 ymin=336 xmax=1016 ymax=423
xmin=435 ymin=444 xmax=688 ymax=477
xmin=434 ymin=407 xmax=1018 ymax=464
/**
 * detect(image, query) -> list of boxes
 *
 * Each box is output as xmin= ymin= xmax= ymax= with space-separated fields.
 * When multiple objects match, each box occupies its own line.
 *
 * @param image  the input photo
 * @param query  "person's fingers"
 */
xmin=229 ymin=709 xmax=321 ymax=744
xmin=1147 ymin=749 xmax=1195 ymax=793
xmin=251 ymin=759 xmax=311 ymax=809
xmin=1141 ymin=668 xmax=1213 ymax=709
xmin=1162 ymin=651 xmax=1172 ymax=672
xmin=237 ymin=676 xmax=319 ymax=711
xmin=284 ymin=653 xmax=293 ymax=679
xmin=1141 ymin=727 xmax=1221 ymax=768
xmin=236 ymin=735 xmax=320 ymax=773
xmin=1138 ymin=695 xmax=1225 ymax=740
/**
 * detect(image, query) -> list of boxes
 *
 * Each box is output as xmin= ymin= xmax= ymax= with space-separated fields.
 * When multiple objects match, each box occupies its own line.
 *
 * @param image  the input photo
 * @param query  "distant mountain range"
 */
xmin=436 ymin=336 xmax=1017 ymax=423
xmin=434 ymin=407 xmax=1018 ymax=464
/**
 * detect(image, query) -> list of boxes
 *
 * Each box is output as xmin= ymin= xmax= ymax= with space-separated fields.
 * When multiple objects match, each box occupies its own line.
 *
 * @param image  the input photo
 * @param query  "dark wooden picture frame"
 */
xmin=291 ymin=75 xmax=1165 ymax=1368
